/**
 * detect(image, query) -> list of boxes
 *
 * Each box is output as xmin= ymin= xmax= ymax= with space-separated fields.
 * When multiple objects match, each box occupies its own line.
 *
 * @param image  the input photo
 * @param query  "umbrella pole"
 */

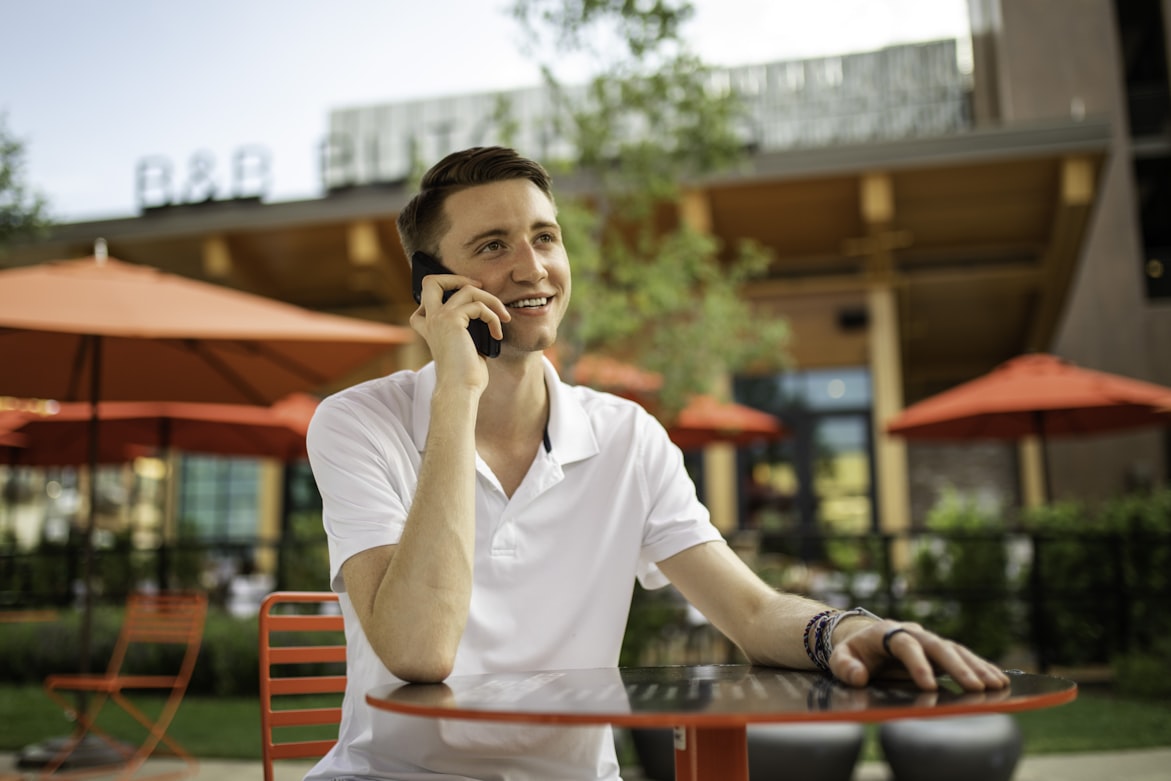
xmin=155 ymin=418 xmax=174 ymax=591
xmin=1033 ymin=410 xmax=1052 ymax=504
xmin=1040 ymin=438 xmax=1053 ymax=504
xmin=19 ymin=339 xmax=130 ymax=772
xmin=80 ymin=336 xmax=100 ymax=682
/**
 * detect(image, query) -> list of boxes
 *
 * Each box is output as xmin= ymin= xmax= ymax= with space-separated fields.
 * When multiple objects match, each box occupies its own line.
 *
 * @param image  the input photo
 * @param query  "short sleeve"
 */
xmin=633 ymin=412 xmax=725 ymax=590
xmin=306 ymin=392 xmax=419 ymax=591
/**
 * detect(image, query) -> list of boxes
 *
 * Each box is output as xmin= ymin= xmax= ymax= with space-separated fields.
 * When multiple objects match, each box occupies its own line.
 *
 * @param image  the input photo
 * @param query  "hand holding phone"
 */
xmin=410 ymin=251 xmax=502 ymax=358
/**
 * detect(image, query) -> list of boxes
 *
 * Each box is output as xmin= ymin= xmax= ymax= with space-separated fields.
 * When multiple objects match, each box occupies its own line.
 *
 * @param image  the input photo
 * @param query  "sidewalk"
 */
xmin=7 ymin=749 xmax=1171 ymax=781
xmin=854 ymin=748 xmax=1171 ymax=781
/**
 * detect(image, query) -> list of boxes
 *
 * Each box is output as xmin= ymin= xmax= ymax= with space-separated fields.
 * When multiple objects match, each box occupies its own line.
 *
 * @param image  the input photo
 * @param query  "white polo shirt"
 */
xmin=304 ymin=357 xmax=724 ymax=781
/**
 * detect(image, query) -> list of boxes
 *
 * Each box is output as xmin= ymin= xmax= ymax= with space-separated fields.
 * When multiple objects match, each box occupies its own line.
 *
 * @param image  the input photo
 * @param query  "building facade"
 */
xmin=2 ymin=0 xmax=1167 ymax=567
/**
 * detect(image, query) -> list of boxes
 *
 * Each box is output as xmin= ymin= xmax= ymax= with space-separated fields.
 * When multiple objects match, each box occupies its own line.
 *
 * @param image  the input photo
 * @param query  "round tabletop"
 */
xmin=366 ymin=664 xmax=1077 ymax=728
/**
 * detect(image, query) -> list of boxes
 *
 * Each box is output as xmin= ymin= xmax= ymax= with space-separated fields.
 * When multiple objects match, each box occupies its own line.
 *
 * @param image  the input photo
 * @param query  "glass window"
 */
xmin=177 ymin=456 xmax=260 ymax=541
xmin=812 ymin=415 xmax=873 ymax=535
xmin=735 ymin=367 xmax=876 ymax=555
xmin=777 ymin=367 xmax=871 ymax=411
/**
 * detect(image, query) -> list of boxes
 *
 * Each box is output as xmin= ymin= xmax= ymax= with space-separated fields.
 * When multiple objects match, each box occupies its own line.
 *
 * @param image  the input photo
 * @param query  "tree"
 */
xmin=0 ymin=114 xmax=52 ymax=251
xmin=511 ymin=0 xmax=790 ymax=419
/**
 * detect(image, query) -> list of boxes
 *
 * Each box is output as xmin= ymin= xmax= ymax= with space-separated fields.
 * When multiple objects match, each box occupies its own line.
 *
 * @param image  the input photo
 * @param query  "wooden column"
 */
xmin=853 ymin=173 xmax=912 ymax=541
xmin=1019 ymin=436 xmax=1046 ymax=508
xmin=680 ymin=189 xmax=739 ymax=535
xmin=256 ymin=461 xmax=283 ymax=575
xmin=868 ymin=285 xmax=910 ymax=538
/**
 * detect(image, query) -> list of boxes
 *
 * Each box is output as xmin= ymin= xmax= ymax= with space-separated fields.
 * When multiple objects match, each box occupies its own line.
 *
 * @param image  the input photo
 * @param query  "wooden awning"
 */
xmin=4 ymin=118 xmax=1109 ymax=403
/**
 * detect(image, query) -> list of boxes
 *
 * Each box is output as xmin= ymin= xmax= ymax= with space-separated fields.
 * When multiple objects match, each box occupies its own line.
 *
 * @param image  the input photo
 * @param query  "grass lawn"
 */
xmin=1 ymin=685 xmax=1169 ymax=761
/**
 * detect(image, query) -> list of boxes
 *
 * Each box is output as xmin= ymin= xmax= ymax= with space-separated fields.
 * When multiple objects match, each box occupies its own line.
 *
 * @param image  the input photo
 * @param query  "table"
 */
xmin=367 ymin=664 xmax=1076 ymax=781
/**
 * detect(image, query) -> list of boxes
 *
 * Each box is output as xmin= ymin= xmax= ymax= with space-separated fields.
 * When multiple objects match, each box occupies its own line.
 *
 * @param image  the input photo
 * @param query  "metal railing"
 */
xmin=3 ymin=528 xmax=1169 ymax=672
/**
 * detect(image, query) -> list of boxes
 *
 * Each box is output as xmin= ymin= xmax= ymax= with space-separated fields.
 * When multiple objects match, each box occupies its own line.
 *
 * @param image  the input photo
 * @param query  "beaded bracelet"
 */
xmin=802 ymin=607 xmax=883 ymax=673
xmin=823 ymin=606 xmax=883 ymax=658
xmin=802 ymin=609 xmax=837 ymax=672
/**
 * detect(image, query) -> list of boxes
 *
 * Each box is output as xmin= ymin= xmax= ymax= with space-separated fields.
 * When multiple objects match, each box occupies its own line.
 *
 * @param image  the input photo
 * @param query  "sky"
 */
xmin=2 ymin=0 xmax=971 ymax=222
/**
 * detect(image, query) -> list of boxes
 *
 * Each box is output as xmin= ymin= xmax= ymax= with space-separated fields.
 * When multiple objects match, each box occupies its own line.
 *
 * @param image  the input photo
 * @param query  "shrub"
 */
xmin=905 ymin=488 xmax=1016 ymax=662
xmin=1113 ymin=634 xmax=1171 ymax=700
xmin=0 ymin=603 xmax=269 ymax=697
xmin=1022 ymin=489 xmax=1171 ymax=666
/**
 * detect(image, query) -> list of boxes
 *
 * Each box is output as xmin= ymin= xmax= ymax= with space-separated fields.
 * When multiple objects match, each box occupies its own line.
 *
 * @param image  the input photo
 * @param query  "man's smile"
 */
xmin=507 ymin=296 xmax=551 ymax=309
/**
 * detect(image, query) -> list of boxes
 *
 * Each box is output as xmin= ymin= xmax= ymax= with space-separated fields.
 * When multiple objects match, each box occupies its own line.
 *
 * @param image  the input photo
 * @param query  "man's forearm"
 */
xmin=370 ymin=386 xmax=481 ymax=681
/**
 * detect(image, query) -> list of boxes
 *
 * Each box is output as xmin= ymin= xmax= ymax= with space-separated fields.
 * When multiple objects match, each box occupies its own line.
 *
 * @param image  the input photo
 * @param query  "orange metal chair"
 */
xmin=258 ymin=591 xmax=346 ymax=781
xmin=37 ymin=591 xmax=208 ymax=780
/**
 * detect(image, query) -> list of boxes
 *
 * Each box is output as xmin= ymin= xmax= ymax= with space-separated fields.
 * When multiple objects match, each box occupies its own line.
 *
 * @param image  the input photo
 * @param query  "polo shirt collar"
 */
xmin=410 ymin=356 xmax=599 ymax=465
xmin=542 ymin=356 xmax=598 ymax=465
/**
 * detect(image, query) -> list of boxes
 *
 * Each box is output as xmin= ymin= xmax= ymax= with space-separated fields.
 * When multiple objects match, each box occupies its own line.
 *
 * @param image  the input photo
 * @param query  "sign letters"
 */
xmin=136 ymin=145 xmax=272 ymax=211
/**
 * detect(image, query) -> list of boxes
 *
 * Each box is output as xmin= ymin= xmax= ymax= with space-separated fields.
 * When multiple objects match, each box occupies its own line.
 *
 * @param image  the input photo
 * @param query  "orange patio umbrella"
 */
xmin=0 ymin=251 xmax=411 ymax=692
xmin=3 ymin=394 xmax=318 ymax=466
xmin=0 ymin=417 xmax=28 ymax=449
xmin=885 ymin=353 xmax=1171 ymax=440
xmin=3 ymin=396 xmax=321 ymax=612
xmin=564 ymin=353 xmax=784 ymax=450
xmin=569 ymin=353 xmax=663 ymax=396
xmin=667 ymin=394 xmax=786 ymax=451
xmin=885 ymin=353 xmax=1171 ymax=499
xmin=0 ymin=255 xmax=413 ymax=406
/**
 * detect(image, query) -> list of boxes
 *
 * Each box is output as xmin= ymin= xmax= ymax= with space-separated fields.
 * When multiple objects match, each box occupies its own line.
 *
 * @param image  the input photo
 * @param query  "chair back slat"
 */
xmin=106 ymin=592 xmax=208 ymax=678
xmin=270 ymin=675 xmax=348 ymax=696
xmin=260 ymin=591 xmax=346 ymax=781
xmin=268 ymin=645 xmax=348 ymax=665
xmin=270 ymin=740 xmax=341 ymax=760
xmin=266 ymin=614 xmax=344 ymax=633
xmin=270 ymin=707 xmax=344 ymax=728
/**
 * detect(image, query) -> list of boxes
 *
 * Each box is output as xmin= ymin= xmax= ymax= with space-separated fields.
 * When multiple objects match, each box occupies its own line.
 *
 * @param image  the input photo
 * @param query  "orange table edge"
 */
xmin=366 ymin=665 xmax=1077 ymax=781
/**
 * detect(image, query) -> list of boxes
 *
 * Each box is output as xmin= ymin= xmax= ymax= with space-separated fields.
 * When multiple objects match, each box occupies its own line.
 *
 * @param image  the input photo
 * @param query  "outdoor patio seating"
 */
xmin=28 ymin=591 xmax=207 ymax=780
xmin=258 ymin=591 xmax=345 ymax=781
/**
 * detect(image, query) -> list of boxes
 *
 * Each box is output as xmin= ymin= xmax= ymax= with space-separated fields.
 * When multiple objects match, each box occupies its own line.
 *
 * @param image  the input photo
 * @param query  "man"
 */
xmin=305 ymin=146 xmax=1009 ymax=780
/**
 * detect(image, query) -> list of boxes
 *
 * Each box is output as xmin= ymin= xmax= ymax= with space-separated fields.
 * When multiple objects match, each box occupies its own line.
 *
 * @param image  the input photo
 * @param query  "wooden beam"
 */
xmin=860 ymin=172 xmax=894 ymax=224
xmin=848 ymin=172 xmax=916 ymax=282
xmin=906 ymin=264 xmax=1043 ymax=290
xmin=1026 ymin=156 xmax=1096 ymax=350
xmin=743 ymin=275 xmax=870 ymax=300
xmin=347 ymin=220 xmax=384 ymax=267
xmin=346 ymin=220 xmax=401 ymax=305
xmin=202 ymin=234 xmax=233 ymax=278
xmin=200 ymin=233 xmax=280 ymax=297
xmin=679 ymin=188 xmax=714 ymax=233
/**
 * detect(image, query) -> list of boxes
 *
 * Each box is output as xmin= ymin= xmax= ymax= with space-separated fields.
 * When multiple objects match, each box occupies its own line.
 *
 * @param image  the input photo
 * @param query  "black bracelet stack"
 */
xmin=801 ymin=606 xmax=882 ymax=672
xmin=802 ymin=609 xmax=837 ymax=672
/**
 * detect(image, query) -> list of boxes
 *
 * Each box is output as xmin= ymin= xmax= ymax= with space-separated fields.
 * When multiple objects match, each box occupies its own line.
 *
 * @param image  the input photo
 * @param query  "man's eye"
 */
xmin=481 ymin=240 xmax=504 ymax=253
xmin=537 ymin=233 xmax=556 ymax=244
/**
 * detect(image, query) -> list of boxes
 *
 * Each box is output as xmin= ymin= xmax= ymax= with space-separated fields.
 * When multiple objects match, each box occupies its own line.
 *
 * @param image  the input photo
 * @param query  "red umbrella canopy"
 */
xmin=5 ymin=394 xmax=318 ymax=466
xmin=0 ymin=256 xmax=414 ymax=405
xmin=0 ymin=413 xmax=29 ymax=449
xmin=668 ymin=394 xmax=786 ymax=451
xmin=569 ymin=353 xmax=663 ymax=396
xmin=886 ymin=353 xmax=1171 ymax=440
xmin=562 ymin=353 xmax=784 ymax=450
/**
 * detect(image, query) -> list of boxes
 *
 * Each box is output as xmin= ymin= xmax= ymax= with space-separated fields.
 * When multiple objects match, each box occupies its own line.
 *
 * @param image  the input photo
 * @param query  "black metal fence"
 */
xmin=3 ymin=529 xmax=1170 ymax=672
xmin=777 ymin=530 xmax=1170 ymax=671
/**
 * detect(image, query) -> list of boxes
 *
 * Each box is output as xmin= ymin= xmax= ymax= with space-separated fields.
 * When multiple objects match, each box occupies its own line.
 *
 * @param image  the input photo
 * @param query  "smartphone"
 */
xmin=410 ymin=251 xmax=502 ymax=358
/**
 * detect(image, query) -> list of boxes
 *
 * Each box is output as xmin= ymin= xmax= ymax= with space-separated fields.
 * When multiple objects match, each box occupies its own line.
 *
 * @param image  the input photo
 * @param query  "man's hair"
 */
xmin=396 ymin=146 xmax=555 ymax=258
